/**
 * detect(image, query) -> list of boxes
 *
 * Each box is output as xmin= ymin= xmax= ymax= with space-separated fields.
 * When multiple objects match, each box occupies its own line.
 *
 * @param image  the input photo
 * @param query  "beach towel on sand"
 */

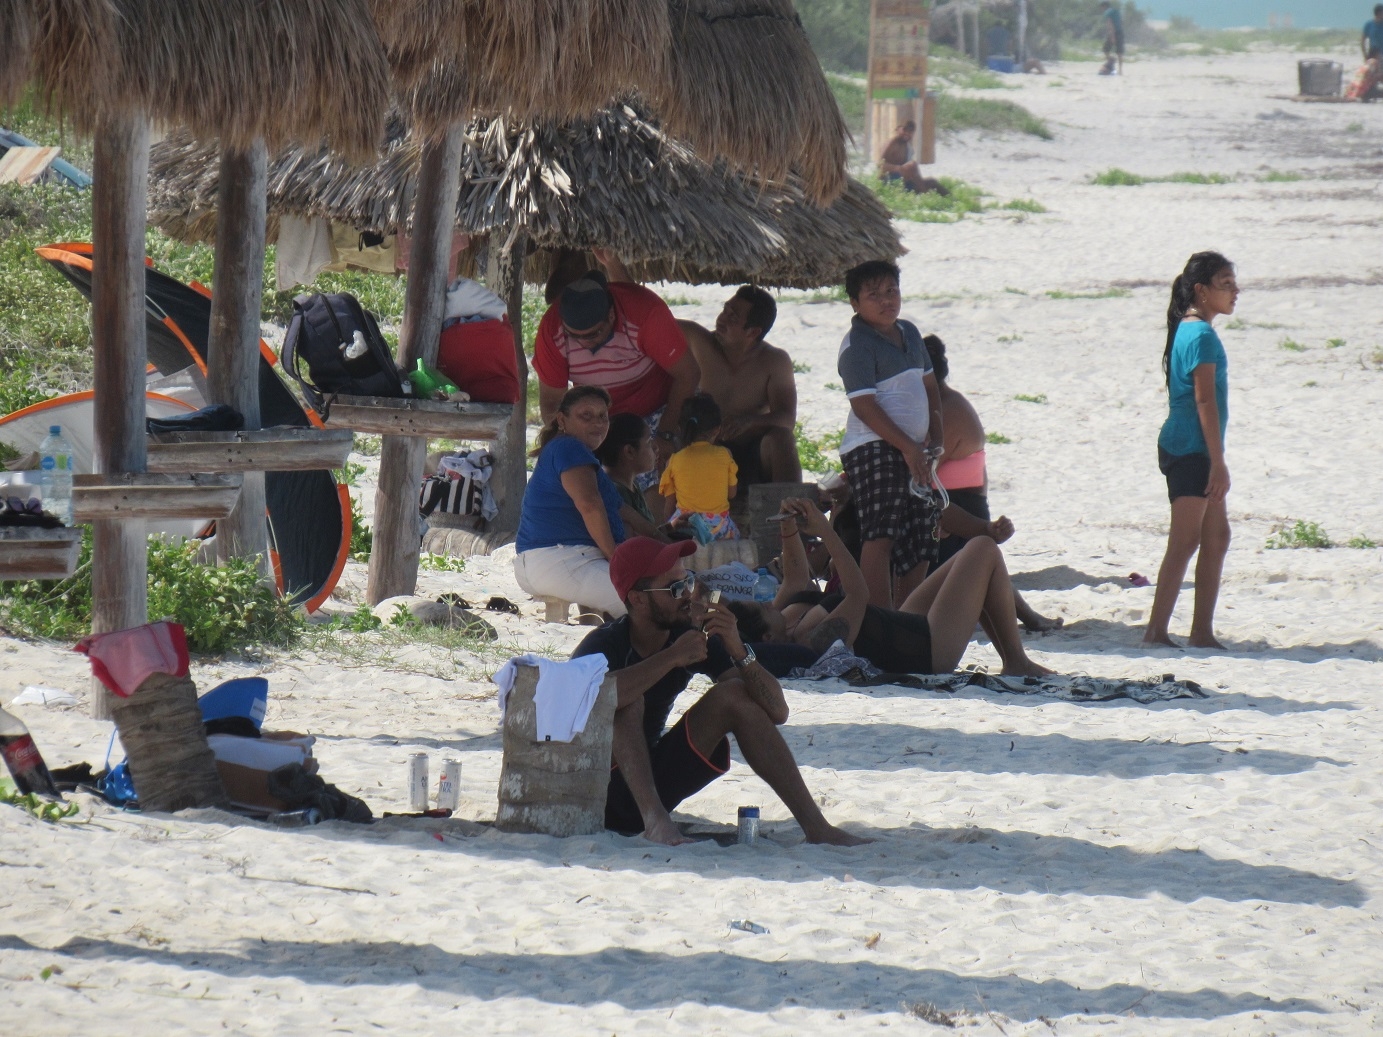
xmin=823 ymin=669 xmax=1208 ymax=704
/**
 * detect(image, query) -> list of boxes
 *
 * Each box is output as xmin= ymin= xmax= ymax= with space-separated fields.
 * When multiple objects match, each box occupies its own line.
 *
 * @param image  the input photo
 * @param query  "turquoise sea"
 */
xmin=1138 ymin=1 xmax=1366 ymax=30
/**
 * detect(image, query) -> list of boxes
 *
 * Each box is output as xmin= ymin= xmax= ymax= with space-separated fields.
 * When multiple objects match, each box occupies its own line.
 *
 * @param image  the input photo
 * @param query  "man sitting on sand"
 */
xmin=573 ymin=536 xmax=868 ymax=847
xmin=679 ymin=285 xmax=802 ymax=486
xmin=879 ymin=121 xmax=948 ymax=196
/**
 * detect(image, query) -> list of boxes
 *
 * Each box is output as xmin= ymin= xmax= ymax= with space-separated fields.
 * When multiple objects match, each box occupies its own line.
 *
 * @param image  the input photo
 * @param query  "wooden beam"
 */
xmin=147 ymin=429 xmax=353 ymax=474
xmin=0 ymin=528 xmax=83 ymax=581
xmin=367 ymin=124 xmax=465 ymax=605
xmin=325 ymin=397 xmax=509 ymax=440
xmin=207 ymin=140 xmax=269 ymax=575
xmin=488 ymin=232 xmax=529 ymax=533
xmin=73 ymin=473 xmax=242 ymax=522
xmin=89 ymin=112 xmax=150 ymax=720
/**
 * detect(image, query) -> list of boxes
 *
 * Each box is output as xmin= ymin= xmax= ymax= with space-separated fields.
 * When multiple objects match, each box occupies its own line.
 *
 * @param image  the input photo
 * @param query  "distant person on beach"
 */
xmin=836 ymin=260 xmax=944 ymax=608
xmin=1346 ymin=5 xmax=1383 ymax=99
xmin=923 ymin=333 xmax=1062 ymax=633
xmin=1099 ymin=1 xmax=1124 ymax=76
xmin=573 ymin=537 xmax=869 ymax=847
xmin=678 ymin=285 xmax=803 ymax=486
xmin=1143 ymin=252 xmax=1239 ymax=649
xmin=1363 ymin=5 xmax=1383 ymax=59
xmin=660 ymin=393 xmax=740 ymax=540
xmin=879 ymin=121 xmax=949 ymax=196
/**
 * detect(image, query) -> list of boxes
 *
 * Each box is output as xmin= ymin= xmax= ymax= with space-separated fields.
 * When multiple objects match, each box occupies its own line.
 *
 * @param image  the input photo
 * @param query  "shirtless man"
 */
xmin=879 ymin=121 xmax=948 ymax=196
xmin=678 ymin=285 xmax=802 ymax=486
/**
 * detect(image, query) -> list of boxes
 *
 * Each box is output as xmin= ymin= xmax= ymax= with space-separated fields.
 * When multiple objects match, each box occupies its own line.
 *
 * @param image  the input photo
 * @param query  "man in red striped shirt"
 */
xmin=535 ymin=272 xmax=701 ymax=482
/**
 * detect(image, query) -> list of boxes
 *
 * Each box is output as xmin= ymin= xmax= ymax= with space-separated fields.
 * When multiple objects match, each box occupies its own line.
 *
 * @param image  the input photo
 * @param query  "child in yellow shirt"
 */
xmin=660 ymin=393 xmax=739 ymax=541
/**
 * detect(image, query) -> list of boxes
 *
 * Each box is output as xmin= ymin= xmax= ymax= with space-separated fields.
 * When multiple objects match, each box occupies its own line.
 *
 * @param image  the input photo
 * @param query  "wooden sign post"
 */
xmin=867 ymin=0 xmax=933 ymax=167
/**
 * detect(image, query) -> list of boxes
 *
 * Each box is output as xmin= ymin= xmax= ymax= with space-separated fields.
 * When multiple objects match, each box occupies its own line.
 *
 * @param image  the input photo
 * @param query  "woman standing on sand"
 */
xmin=1143 ymin=252 xmax=1238 ymax=649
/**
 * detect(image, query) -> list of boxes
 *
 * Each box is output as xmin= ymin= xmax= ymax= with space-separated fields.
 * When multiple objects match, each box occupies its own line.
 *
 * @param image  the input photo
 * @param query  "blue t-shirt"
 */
xmin=1364 ymin=19 xmax=1383 ymax=56
xmin=515 ymin=435 xmax=626 ymax=552
xmin=1159 ymin=320 xmax=1228 ymax=456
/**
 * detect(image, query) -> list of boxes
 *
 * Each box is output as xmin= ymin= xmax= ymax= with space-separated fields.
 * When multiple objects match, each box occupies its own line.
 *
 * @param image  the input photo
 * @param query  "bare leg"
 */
xmin=901 ymin=537 xmax=1053 ymax=677
xmin=860 ymin=537 xmax=895 ymax=608
xmin=684 ymin=679 xmax=870 ymax=846
xmin=611 ymin=698 xmax=690 ymax=846
xmin=1142 ymin=495 xmax=1207 ymax=647
xmin=895 ymin=560 xmax=930 ymax=604
xmin=1015 ymin=590 xmax=1063 ymax=632
xmin=1188 ymin=497 xmax=1230 ymax=648
xmin=760 ymin=426 xmax=803 ymax=483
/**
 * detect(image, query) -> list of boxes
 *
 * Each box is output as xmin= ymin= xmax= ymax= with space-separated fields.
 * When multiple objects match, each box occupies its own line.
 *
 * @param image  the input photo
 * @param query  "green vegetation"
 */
xmin=998 ymin=198 xmax=1047 ymax=213
xmin=1265 ymin=520 xmax=1333 ymax=550
xmin=795 ymin=424 xmax=844 ymax=475
xmin=1327 ymin=338 xmax=1346 ymax=349
xmin=985 ymin=431 xmax=1012 ymax=445
xmin=1346 ymin=122 xmax=1364 ymax=134
xmin=348 ymin=493 xmax=373 ymax=562
xmin=1260 ymin=170 xmax=1305 ymax=183
xmin=1045 ymin=287 xmax=1131 ymax=300
xmin=997 ymin=334 xmax=1023 ymax=343
xmin=1091 ymin=169 xmax=1233 ymax=186
xmin=792 ymin=360 xmax=813 ymax=374
xmin=801 ymin=285 xmax=849 ymax=303
xmin=1348 ymin=535 xmax=1378 ymax=550
xmin=870 ymin=176 xmax=984 ymax=224
xmin=421 ymin=553 xmax=467 ymax=573
xmin=1 ymin=532 xmax=303 ymax=651
xmin=1014 ymin=393 xmax=1048 ymax=404
xmin=1161 ymin=18 xmax=1352 ymax=55
xmin=936 ymin=94 xmax=1052 ymax=140
xmin=824 ymin=72 xmax=866 ymax=136
xmin=824 ymin=381 xmax=842 ymax=391
xmin=1280 ymin=338 xmax=1306 ymax=353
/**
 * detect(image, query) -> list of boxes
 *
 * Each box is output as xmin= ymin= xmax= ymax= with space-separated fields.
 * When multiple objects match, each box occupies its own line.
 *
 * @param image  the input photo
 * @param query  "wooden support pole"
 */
xmin=89 ymin=112 xmax=151 ymax=720
xmin=207 ymin=139 xmax=269 ymax=575
xmin=367 ymin=124 xmax=464 ymax=605
xmin=488 ymin=232 xmax=529 ymax=533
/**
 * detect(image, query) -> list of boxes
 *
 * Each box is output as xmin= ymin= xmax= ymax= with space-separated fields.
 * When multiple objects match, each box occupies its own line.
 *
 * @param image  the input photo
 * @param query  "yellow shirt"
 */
xmin=659 ymin=441 xmax=738 ymax=514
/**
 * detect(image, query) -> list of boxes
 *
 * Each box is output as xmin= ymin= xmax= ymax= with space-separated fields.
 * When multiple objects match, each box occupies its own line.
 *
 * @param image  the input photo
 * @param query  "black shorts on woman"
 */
xmin=1158 ymin=446 xmax=1211 ymax=503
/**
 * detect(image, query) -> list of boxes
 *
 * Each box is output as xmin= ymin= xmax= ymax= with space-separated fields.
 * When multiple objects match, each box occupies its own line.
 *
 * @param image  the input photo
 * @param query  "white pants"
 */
xmin=513 ymin=544 xmax=626 ymax=617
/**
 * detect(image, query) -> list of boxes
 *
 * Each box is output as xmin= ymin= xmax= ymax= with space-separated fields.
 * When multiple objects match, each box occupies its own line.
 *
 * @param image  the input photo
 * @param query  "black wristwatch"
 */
xmin=733 ymin=644 xmax=757 ymax=669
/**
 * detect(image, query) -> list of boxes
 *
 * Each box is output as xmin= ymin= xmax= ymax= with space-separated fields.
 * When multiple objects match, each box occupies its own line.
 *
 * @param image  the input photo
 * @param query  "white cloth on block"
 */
xmin=492 ymin=654 xmax=610 ymax=743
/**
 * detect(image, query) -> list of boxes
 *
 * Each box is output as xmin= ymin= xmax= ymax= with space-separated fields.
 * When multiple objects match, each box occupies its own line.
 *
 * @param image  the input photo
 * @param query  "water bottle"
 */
xmin=0 ymin=706 xmax=62 ymax=800
xmin=266 ymin=807 xmax=323 ymax=827
xmin=753 ymin=567 xmax=778 ymax=603
xmin=37 ymin=425 xmax=74 ymax=526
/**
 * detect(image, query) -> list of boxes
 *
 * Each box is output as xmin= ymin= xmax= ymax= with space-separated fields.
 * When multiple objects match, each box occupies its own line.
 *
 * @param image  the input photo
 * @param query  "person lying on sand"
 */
xmin=573 ymin=537 xmax=870 ymax=847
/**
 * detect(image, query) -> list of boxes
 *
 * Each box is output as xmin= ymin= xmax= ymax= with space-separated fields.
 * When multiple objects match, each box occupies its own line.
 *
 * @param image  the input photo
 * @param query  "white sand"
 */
xmin=4 ymin=51 xmax=1383 ymax=1035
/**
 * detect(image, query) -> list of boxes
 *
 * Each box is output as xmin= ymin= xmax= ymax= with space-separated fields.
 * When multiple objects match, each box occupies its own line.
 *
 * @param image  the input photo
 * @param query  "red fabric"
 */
xmin=74 ymin=621 xmax=190 ymax=698
xmin=436 ymin=318 xmax=521 ymax=404
xmin=532 ymin=282 xmax=688 ymax=417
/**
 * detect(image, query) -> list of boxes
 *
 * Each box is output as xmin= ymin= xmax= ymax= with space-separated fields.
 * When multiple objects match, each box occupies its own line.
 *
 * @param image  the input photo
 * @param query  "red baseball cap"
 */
xmin=609 ymin=537 xmax=697 ymax=602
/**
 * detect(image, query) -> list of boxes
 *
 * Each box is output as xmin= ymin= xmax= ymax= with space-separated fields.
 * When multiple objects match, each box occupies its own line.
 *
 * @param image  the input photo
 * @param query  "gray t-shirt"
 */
xmin=836 ymin=316 xmax=932 ymax=456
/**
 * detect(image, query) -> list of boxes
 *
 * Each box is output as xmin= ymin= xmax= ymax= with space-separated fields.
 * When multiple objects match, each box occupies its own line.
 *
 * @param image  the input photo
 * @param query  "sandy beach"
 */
xmin=3 ymin=50 xmax=1383 ymax=1034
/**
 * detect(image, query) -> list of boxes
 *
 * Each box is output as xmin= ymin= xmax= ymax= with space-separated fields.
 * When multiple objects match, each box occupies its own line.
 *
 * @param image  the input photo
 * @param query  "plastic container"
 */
xmin=0 ymin=706 xmax=61 ymax=800
xmin=266 ymin=807 xmax=323 ymax=827
xmin=1298 ymin=60 xmax=1342 ymax=97
xmin=37 ymin=425 xmax=74 ymax=526
xmin=752 ymin=568 xmax=778 ymax=603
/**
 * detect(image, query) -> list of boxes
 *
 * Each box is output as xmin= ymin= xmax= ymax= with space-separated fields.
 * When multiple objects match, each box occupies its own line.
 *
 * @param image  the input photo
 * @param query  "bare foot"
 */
xmin=1186 ymin=633 xmax=1226 ymax=649
xmin=1141 ymin=632 xmax=1180 ymax=647
xmin=643 ymin=816 xmax=693 ymax=846
xmin=805 ymin=824 xmax=874 ymax=846
xmin=1020 ymin=613 xmax=1064 ymax=633
xmin=1001 ymin=658 xmax=1056 ymax=678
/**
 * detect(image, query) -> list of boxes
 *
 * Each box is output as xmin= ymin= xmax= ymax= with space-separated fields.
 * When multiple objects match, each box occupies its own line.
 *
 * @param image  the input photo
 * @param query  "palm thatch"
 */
xmin=655 ymin=0 xmax=849 ymax=205
xmin=29 ymin=0 xmax=388 ymax=158
xmin=147 ymin=105 xmax=901 ymax=291
xmin=0 ymin=0 xmax=35 ymax=109
xmin=372 ymin=0 xmax=668 ymax=133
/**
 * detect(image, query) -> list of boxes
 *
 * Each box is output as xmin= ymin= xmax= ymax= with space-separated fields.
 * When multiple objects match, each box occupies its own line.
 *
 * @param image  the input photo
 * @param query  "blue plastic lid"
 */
xmin=49 ymin=425 xmax=61 ymax=435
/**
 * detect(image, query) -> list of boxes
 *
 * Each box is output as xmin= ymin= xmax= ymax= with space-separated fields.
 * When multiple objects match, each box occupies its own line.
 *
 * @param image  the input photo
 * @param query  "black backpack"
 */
xmin=281 ymin=292 xmax=404 ymax=419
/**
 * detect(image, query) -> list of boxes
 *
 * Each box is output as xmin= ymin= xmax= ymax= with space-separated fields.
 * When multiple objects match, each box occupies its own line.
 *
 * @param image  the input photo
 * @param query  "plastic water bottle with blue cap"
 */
xmin=37 ymin=425 xmax=74 ymax=526
xmin=753 ymin=567 xmax=778 ymax=603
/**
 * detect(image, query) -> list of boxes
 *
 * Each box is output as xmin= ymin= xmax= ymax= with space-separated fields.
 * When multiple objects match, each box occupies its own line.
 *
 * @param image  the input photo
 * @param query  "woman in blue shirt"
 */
xmin=514 ymin=385 xmax=628 ymax=617
xmin=1143 ymin=252 xmax=1238 ymax=649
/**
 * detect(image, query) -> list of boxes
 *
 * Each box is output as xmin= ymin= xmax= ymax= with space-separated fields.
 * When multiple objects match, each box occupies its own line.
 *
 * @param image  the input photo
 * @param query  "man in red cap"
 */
xmin=573 ymin=536 xmax=868 ymax=847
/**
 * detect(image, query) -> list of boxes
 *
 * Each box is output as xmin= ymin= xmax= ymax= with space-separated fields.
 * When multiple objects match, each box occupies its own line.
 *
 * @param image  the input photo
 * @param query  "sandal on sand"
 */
xmin=485 ymin=595 xmax=521 ymax=615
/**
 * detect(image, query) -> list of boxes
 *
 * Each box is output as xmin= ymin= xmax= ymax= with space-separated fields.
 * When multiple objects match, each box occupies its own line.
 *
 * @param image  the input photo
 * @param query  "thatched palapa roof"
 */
xmin=27 ymin=0 xmax=389 ymax=158
xmin=146 ymin=105 xmax=901 ymax=291
xmin=0 ymin=1 xmax=35 ymax=108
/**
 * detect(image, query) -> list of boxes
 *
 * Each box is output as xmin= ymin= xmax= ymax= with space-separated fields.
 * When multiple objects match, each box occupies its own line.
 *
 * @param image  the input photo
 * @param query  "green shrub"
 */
xmin=0 ymin=532 xmax=303 ymax=652
xmin=935 ymin=95 xmax=1052 ymax=140
xmin=985 ymin=431 xmax=1012 ymax=445
xmin=1348 ymin=535 xmax=1377 ymax=549
xmin=795 ymin=424 xmax=844 ymax=475
xmin=1280 ymin=338 xmax=1306 ymax=353
xmin=1014 ymin=393 xmax=1048 ymax=404
xmin=869 ymin=175 xmax=984 ymax=224
xmin=348 ymin=492 xmax=373 ymax=562
xmin=1265 ymin=521 xmax=1332 ymax=550
xmin=996 ymin=198 xmax=1047 ymax=213
xmin=1091 ymin=169 xmax=1232 ymax=186
xmin=1091 ymin=168 xmax=1146 ymax=186
xmin=1045 ymin=287 xmax=1131 ymax=300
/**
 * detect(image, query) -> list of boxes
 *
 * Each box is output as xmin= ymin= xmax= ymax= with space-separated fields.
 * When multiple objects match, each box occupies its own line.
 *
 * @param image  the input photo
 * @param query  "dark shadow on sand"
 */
xmin=1009 ymin=618 xmax=1383 ymax=664
xmin=785 ymin=723 xmax=1341 ymax=778
xmin=1010 ymin=566 xmax=1129 ymax=592
xmin=0 ymin=935 xmax=1324 ymax=1022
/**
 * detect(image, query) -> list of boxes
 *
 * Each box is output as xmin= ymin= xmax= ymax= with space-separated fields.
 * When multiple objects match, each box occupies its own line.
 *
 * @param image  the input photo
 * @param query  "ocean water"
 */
xmin=1138 ymin=1 xmax=1365 ymax=30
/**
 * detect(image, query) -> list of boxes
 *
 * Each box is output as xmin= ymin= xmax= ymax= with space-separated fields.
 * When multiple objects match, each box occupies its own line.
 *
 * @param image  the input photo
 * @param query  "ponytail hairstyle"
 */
xmin=594 ymin=412 xmax=648 ymax=468
xmin=533 ymin=384 xmax=611 ymax=455
xmin=677 ymin=391 xmax=722 ymax=446
xmin=922 ymin=333 xmax=949 ymax=384
xmin=1164 ymin=251 xmax=1232 ymax=387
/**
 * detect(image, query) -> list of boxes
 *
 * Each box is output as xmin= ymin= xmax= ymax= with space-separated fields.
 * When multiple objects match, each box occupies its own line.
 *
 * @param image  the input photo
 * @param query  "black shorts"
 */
xmin=936 ymin=488 xmax=990 ymax=568
xmin=842 ymin=440 xmax=940 ymax=576
xmin=724 ymin=434 xmax=766 ymax=488
xmin=1159 ymin=446 xmax=1210 ymax=502
xmin=603 ymin=713 xmax=730 ymax=834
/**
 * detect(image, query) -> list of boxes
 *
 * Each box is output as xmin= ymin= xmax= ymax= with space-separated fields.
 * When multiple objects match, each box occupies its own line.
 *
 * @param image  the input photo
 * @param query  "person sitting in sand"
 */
xmin=513 ymin=386 xmax=627 ymax=617
xmin=1347 ymin=6 xmax=1383 ymax=100
xmin=924 ymin=333 xmax=1062 ymax=633
xmin=1143 ymin=252 xmax=1238 ymax=649
xmin=572 ymin=536 xmax=869 ymax=847
xmin=677 ymin=284 xmax=802 ymax=486
xmin=730 ymin=498 xmax=1053 ymax=678
xmin=879 ymin=121 xmax=949 ymax=196
xmin=660 ymin=393 xmax=739 ymax=541
xmin=595 ymin=412 xmax=667 ymax=541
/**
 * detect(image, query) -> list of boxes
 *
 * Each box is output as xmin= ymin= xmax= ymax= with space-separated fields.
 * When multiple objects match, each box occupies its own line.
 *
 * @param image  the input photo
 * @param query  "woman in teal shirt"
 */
xmin=1144 ymin=252 xmax=1238 ymax=649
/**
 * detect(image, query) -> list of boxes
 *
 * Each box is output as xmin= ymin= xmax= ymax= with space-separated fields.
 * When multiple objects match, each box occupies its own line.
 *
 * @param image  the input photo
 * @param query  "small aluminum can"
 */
xmin=737 ymin=805 xmax=760 ymax=846
xmin=436 ymin=758 xmax=461 ymax=812
xmin=266 ymin=807 xmax=322 ymax=827
xmin=407 ymin=752 xmax=429 ymax=812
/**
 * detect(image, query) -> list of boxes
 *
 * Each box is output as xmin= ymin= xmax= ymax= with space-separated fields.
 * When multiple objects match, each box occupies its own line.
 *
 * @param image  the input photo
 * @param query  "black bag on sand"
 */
xmin=281 ymin=292 xmax=404 ymax=419
xmin=267 ymin=763 xmax=373 ymax=823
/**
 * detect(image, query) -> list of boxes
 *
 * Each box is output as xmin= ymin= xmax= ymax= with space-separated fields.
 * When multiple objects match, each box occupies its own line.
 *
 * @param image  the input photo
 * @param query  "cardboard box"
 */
xmin=208 ymin=732 xmax=314 ymax=813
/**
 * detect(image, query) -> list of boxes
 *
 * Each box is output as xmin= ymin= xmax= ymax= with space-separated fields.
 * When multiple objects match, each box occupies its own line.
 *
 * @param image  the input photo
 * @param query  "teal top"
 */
xmin=1159 ymin=320 xmax=1227 ymax=456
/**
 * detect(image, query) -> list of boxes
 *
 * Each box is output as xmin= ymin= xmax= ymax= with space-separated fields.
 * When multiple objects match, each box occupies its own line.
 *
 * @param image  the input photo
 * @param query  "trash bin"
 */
xmin=1298 ymin=60 xmax=1343 ymax=97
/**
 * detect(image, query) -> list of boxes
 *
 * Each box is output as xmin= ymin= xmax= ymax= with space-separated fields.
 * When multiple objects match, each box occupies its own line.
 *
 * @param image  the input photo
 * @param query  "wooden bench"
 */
xmin=72 ymin=473 xmax=242 ymax=522
xmin=0 ymin=527 xmax=83 ymax=580
xmin=146 ymin=428 xmax=353 ymax=473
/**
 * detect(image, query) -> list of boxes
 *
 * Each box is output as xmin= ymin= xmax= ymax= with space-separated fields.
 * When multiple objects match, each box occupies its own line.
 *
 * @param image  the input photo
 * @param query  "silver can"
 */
xmin=737 ymin=805 xmax=760 ymax=846
xmin=436 ymin=758 xmax=461 ymax=812
xmin=407 ymin=752 xmax=429 ymax=812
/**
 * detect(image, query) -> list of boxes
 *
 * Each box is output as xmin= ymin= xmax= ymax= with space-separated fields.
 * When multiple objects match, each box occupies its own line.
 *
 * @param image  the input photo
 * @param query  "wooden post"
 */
xmin=207 ymin=139 xmax=269 ymax=575
xmin=89 ymin=112 xmax=150 ymax=720
xmin=488 ymin=232 xmax=529 ymax=533
xmin=367 ymin=124 xmax=464 ymax=605
xmin=955 ymin=4 xmax=965 ymax=58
